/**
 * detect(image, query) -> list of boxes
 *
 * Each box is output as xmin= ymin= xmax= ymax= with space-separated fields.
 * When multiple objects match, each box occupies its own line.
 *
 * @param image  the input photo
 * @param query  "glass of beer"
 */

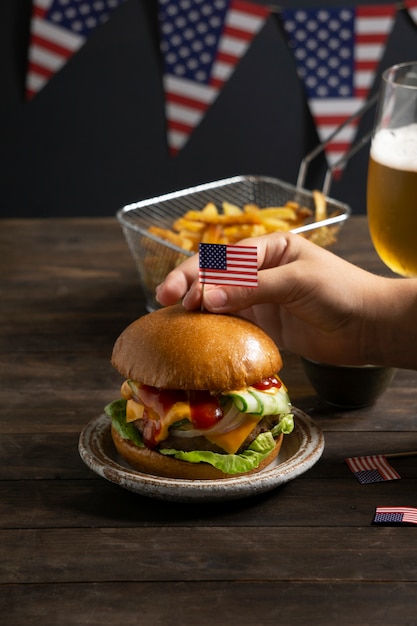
xmin=367 ymin=61 xmax=417 ymax=276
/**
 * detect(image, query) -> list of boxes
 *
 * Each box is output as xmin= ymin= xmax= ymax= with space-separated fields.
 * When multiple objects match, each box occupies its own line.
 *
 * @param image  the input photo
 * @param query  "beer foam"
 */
xmin=370 ymin=123 xmax=417 ymax=172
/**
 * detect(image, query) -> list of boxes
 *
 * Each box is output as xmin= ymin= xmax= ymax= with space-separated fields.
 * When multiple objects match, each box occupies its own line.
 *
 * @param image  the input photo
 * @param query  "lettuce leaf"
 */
xmin=159 ymin=431 xmax=277 ymax=474
xmin=105 ymin=398 xmax=293 ymax=474
xmin=104 ymin=399 xmax=144 ymax=447
xmin=160 ymin=412 xmax=294 ymax=474
xmin=272 ymin=413 xmax=294 ymax=436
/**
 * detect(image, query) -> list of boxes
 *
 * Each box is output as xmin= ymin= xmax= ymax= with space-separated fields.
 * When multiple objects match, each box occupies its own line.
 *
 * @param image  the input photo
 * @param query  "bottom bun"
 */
xmin=111 ymin=425 xmax=284 ymax=480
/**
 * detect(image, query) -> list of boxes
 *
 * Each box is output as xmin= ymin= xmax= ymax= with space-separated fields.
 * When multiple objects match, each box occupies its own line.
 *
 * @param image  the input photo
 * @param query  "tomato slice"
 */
xmin=189 ymin=390 xmax=223 ymax=430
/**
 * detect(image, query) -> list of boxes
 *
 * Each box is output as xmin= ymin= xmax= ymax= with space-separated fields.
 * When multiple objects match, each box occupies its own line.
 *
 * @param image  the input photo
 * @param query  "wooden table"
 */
xmin=2 ymin=216 xmax=417 ymax=625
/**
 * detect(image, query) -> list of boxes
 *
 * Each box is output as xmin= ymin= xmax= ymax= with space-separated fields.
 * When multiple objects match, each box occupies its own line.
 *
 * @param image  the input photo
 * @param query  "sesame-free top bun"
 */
xmin=111 ymin=303 xmax=282 ymax=390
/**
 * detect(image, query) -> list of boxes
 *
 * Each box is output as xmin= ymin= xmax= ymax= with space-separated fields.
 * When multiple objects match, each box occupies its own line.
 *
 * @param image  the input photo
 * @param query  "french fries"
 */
xmin=307 ymin=189 xmax=338 ymax=247
xmin=147 ymin=193 xmax=336 ymax=253
xmin=140 ymin=190 xmax=340 ymax=306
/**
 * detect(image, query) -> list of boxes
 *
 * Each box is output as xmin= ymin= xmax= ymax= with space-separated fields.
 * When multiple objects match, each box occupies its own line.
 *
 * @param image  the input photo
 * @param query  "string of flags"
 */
xmin=25 ymin=1 xmax=417 ymax=175
xmin=158 ymin=0 xmax=417 ymax=169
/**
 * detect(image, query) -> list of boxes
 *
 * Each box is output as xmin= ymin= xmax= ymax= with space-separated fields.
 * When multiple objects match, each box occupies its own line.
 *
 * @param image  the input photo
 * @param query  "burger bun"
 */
xmin=112 ymin=424 xmax=284 ymax=480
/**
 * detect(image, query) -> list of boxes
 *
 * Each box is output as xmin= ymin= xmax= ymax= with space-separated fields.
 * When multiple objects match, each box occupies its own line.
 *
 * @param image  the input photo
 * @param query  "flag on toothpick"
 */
xmin=405 ymin=1 xmax=417 ymax=26
xmin=199 ymin=243 xmax=258 ymax=287
xmin=346 ymin=454 xmax=401 ymax=484
xmin=281 ymin=4 xmax=396 ymax=173
xmin=26 ymin=0 xmax=127 ymax=99
xmin=373 ymin=506 xmax=417 ymax=525
xmin=157 ymin=0 xmax=270 ymax=155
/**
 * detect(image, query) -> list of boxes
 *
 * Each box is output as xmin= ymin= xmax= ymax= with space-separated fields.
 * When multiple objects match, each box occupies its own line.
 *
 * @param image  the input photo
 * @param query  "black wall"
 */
xmin=2 ymin=0 xmax=417 ymax=218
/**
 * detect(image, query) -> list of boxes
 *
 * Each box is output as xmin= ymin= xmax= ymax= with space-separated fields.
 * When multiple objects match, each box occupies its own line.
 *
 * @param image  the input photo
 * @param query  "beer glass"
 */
xmin=367 ymin=61 xmax=417 ymax=276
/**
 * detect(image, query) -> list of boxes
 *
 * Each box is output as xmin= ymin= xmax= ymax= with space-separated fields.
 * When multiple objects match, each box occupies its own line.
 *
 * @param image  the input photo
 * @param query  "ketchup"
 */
xmin=189 ymin=390 xmax=223 ymax=430
xmin=252 ymin=376 xmax=282 ymax=391
xmin=137 ymin=386 xmax=186 ymax=448
xmin=142 ymin=415 xmax=161 ymax=449
xmin=139 ymin=385 xmax=187 ymax=410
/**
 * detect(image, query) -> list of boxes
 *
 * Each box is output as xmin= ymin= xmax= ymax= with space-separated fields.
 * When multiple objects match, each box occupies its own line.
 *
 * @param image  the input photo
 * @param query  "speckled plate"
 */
xmin=78 ymin=408 xmax=324 ymax=502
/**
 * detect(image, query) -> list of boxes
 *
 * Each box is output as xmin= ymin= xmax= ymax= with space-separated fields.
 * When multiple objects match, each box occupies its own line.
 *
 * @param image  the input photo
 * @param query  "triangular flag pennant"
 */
xmin=281 ymin=4 xmax=396 ymax=174
xmin=405 ymin=0 xmax=417 ymax=26
xmin=157 ymin=0 xmax=270 ymax=156
xmin=26 ymin=0 xmax=127 ymax=99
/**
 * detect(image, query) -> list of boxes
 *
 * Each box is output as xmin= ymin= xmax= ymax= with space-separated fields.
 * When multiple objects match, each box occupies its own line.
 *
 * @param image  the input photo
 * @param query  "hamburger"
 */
xmin=105 ymin=304 xmax=293 ymax=480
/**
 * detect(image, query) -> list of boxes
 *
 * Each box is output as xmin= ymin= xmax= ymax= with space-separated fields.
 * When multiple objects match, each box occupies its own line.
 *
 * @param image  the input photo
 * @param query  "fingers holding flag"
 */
xmin=156 ymin=231 xmax=292 ymax=310
xmin=156 ymin=230 xmax=340 ymax=314
xmin=155 ymin=230 xmax=387 ymax=367
xmin=198 ymin=243 xmax=258 ymax=288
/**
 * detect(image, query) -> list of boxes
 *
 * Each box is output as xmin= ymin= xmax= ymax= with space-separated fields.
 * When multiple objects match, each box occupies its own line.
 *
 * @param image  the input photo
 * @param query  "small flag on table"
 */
xmin=199 ymin=243 xmax=258 ymax=287
xmin=346 ymin=455 xmax=401 ymax=484
xmin=373 ymin=506 xmax=417 ymax=526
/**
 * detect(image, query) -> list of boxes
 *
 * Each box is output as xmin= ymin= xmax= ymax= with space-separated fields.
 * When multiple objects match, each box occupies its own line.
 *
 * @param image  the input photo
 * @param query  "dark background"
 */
xmin=2 ymin=0 xmax=417 ymax=218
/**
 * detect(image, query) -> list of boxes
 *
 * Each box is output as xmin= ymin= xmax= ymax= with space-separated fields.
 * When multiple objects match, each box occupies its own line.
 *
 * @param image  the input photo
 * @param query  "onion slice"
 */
xmin=170 ymin=403 xmax=249 ymax=438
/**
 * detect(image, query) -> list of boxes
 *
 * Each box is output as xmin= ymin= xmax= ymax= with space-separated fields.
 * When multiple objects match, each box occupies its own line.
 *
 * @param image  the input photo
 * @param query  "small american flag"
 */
xmin=346 ymin=455 xmax=401 ymax=484
xmin=157 ymin=0 xmax=270 ymax=155
xmin=199 ymin=243 xmax=258 ymax=287
xmin=26 ymin=0 xmax=126 ymax=99
xmin=282 ymin=5 xmax=395 ymax=171
xmin=374 ymin=506 xmax=417 ymax=525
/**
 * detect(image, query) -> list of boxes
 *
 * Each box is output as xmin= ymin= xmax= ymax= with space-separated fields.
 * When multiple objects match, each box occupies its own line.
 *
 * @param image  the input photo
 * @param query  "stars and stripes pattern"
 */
xmin=199 ymin=243 xmax=258 ymax=287
xmin=157 ymin=0 xmax=270 ymax=155
xmin=26 ymin=0 xmax=126 ymax=99
xmin=373 ymin=506 xmax=417 ymax=525
xmin=346 ymin=454 xmax=401 ymax=484
xmin=282 ymin=4 xmax=396 ymax=171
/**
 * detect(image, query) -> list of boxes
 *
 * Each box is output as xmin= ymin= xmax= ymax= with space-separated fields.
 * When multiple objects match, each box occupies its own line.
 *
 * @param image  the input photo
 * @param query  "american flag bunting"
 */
xmin=346 ymin=454 xmax=401 ymax=484
xmin=26 ymin=0 xmax=126 ymax=99
xmin=281 ymin=4 xmax=396 ymax=172
xmin=373 ymin=506 xmax=417 ymax=525
xmin=157 ymin=0 xmax=270 ymax=155
xmin=199 ymin=243 xmax=258 ymax=287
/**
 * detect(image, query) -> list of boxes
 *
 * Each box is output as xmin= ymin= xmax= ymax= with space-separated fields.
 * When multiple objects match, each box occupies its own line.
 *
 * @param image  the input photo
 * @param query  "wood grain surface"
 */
xmin=2 ymin=217 xmax=417 ymax=626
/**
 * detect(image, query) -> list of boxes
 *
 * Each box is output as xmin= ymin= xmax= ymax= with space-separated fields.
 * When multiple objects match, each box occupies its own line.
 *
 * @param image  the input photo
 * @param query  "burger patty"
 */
xmin=134 ymin=415 xmax=280 ymax=454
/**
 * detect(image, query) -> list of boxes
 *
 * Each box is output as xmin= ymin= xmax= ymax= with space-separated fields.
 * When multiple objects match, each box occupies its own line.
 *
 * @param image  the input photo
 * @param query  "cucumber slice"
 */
xmin=227 ymin=390 xmax=261 ymax=413
xmin=224 ymin=386 xmax=291 ymax=416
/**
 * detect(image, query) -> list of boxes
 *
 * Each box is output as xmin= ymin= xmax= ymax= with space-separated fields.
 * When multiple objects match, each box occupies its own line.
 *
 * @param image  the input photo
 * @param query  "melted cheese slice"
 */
xmin=121 ymin=380 xmax=264 ymax=454
xmin=205 ymin=415 xmax=261 ymax=454
xmin=157 ymin=402 xmax=191 ymax=442
xmin=126 ymin=398 xmax=192 ymax=444
xmin=126 ymin=399 xmax=144 ymax=422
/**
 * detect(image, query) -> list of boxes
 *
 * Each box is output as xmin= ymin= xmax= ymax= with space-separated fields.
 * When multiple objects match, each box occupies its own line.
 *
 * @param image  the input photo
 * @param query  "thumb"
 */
xmin=199 ymin=266 xmax=294 ymax=313
xmin=197 ymin=232 xmax=303 ymax=313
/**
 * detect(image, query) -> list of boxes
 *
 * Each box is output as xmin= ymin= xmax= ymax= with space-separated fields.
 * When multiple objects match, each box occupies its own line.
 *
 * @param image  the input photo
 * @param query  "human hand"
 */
xmin=156 ymin=232 xmax=390 ymax=365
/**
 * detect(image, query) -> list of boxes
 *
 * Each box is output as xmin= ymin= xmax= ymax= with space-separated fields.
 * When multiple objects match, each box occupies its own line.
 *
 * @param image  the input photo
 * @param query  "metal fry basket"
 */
xmin=117 ymin=174 xmax=351 ymax=311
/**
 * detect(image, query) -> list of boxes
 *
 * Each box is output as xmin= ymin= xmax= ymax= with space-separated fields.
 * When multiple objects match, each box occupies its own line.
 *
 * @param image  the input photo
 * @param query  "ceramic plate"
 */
xmin=78 ymin=407 xmax=324 ymax=502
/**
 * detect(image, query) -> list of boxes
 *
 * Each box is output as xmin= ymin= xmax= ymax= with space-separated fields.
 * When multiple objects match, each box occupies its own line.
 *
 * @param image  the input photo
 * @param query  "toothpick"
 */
xmin=200 ymin=283 xmax=205 ymax=311
xmin=384 ymin=451 xmax=417 ymax=459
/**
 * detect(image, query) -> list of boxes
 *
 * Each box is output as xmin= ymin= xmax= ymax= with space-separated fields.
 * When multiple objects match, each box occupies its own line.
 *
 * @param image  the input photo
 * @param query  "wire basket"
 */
xmin=117 ymin=174 xmax=351 ymax=311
